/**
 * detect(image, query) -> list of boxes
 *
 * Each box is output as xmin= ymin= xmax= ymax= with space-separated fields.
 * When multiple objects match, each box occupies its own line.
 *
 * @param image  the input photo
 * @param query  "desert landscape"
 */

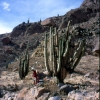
xmin=0 ymin=0 xmax=99 ymax=100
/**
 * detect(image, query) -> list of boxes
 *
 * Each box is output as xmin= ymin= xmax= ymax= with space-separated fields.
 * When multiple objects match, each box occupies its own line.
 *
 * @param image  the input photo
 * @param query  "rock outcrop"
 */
xmin=1 ymin=37 xmax=11 ymax=45
xmin=10 ymin=22 xmax=48 ymax=37
xmin=59 ymin=0 xmax=99 ymax=29
xmin=11 ymin=22 xmax=30 ymax=37
xmin=41 ymin=18 xmax=55 ymax=26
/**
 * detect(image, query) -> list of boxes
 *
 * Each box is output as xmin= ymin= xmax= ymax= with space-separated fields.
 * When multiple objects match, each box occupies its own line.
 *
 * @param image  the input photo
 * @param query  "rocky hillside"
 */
xmin=0 ymin=0 xmax=99 ymax=99
xmin=0 ymin=0 xmax=99 ymax=68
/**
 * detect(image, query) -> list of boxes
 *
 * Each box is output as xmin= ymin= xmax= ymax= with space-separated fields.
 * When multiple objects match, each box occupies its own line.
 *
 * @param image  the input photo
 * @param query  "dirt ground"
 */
xmin=0 ymin=55 xmax=99 ymax=99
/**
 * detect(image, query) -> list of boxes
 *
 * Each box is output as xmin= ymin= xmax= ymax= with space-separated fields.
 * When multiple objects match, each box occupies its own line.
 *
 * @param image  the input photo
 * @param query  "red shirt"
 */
xmin=32 ymin=70 xmax=37 ymax=77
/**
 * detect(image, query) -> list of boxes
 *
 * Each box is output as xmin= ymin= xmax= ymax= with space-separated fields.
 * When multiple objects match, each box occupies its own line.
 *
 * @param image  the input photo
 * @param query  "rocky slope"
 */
xmin=0 ymin=0 xmax=99 ymax=68
xmin=0 ymin=55 xmax=99 ymax=100
xmin=0 ymin=0 xmax=99 ymax=99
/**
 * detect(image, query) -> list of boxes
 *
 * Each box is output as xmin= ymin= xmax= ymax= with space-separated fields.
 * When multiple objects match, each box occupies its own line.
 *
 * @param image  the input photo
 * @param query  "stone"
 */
xmin=8 ymin=97 xmax=14 ymax=100
xmin=48 ymin=96 xmax=61 ymax=100
xmin=93 ymin=40 xmax=99 ymax=55
xmin=1 ymin=37 xmax=11 ymax=45
xmin=59 ymin=85 xmax=74 ymax=94
xmin=41 ymin=18 xmax=55 ymax=26
xmin=57 ymin=83 xmax=65 ymax=88
xmin=33 ymin=86 xmax=50 ymax=98
xmin=68 ymin=90 xmax=99 ymax=100
xmin=37 ymin=93 xmax=50 ymax=100
xmin=5 ymin=48 xmax=13 ymax=54
xmin=23 ymin=88 xmax=36 ymax=100
xmin=84 ymin=73 xmax=90 ymax=77
xmin=16 ymin=88 xmax=28 ymax=100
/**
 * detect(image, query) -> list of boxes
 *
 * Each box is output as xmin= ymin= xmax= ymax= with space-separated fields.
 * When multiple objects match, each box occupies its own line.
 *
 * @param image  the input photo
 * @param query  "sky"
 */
xmin=0 ymin=0 xmax=84 ymax=34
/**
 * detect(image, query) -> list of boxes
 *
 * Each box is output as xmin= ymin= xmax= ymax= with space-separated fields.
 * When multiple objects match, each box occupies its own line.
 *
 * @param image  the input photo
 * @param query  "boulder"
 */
xmin=48 ymin=96 xmax=61 ymax=100
xmin=11 ymin=22 xmax=29 ymax=37
xmin=59 ymin=84 xmax=74 ymax=94
xmin=5 ymin=48 xmax=13 ymax=54
xmin=41 ymin=18 xmax=55 ymax=26
xmin=37 ymin=93 xmax=50 ymax=100
xmin=93 ymin=40 xmax=99 ymax=55
xmin=25 ymin=22 xmax=44 ymax=35
xmin=1 ymin=37 xmax=11 ymax=45
xmin=43 ymin=70 xmax=50 ymax=76
xmin=33 ymin=86 xmax=50 ymax=98
xmin=16 ymin=87 xmax=28 ymax=100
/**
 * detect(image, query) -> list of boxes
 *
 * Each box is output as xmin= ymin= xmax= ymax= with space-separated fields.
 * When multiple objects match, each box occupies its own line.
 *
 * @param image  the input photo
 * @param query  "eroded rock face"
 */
xmin=59 ymin=0 xmax=99 ymax=29
xmin=33 ymin=86 xmax=50 ymax=98
xmin=5 ymin=48 xmax=13 ymax=54
xmin=80 ymin=0 xmax=99 ymax=8
xmin=1 ymin=37 xmax=11 ymax=45
xmin=10 ymin=22 xmax=48 ymax=37
xmin=41 ymin=18 xmax=55 ymax=26
xmin=11 ymin=22 xmax=30 ymax=37
xmin=24 ymin=23 xmax=45 ymax=35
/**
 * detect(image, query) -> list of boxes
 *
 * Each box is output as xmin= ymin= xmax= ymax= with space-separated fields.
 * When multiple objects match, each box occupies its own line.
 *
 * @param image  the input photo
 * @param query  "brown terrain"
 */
xmin=0 ymin=0 xmax=99 ymax=99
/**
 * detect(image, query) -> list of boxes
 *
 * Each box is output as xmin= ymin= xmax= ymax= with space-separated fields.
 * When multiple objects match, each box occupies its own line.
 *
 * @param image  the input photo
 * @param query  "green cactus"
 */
xmin=44 ymin=32 xmax=51 ymax=75
xmin=19 ymin=48 xmax=29 ymax=79
xmin=44 ymin=21 xmax=85 ymax=82
xmin=19 ymin=57 xmax=24 ymax=79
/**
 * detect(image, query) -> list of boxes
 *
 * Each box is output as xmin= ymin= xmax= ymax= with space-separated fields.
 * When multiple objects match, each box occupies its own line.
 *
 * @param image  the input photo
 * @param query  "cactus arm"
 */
xmin=66 ymin=20 xmax=70 ymax=39
xmin=63 ymin=36 xmax=71 ymax=57
xmin=26 ymin=52 xmax=29 ymax=75
xmin=52 ymin=29 xmax=57 ymax=75
xmin=55 ymin=27 xmax=58 ymax=46
xmin=61 ymin=39 xmax=64 ymax=55
xmin=52 ymin=30 xmax=54 ymax=74
xmin=19 ymin=57 xmax=22 ymax=79
xmin=23 ymin=59 xmax=26 ymax=77
xmin=57 ymin=39 xmax=62 ymax=73
xmin=71 ymin=40 xmax=84 ymax=70
xmin=19 ymin=57 xmax=25 ymax=79
xmin=19 ymin=49 xmax=30 ymax=79
xmin=72 ymin=41 xmax=83 ymax=61
xmin=50 ymin=27 xmax=52 ymax=62
xmin=20 ymin=60 xmax=24 ymax=79
xmin=44 ymin=33 xmax=51 ymax=74
xmin=71 ymin=46 xmax=84 ymax=70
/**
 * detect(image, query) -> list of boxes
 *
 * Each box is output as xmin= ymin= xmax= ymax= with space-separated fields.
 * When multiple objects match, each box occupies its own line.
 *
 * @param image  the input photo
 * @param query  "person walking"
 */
xmin=31 ymin=67 xmax=39 ymax=85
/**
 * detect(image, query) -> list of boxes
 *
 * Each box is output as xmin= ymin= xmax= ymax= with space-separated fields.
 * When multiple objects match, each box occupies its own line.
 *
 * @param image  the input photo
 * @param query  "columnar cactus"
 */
xmin=44 ymin=21 xmax=85 ymax=82
xmin=19 ymin=48 xmax=29 ymax=79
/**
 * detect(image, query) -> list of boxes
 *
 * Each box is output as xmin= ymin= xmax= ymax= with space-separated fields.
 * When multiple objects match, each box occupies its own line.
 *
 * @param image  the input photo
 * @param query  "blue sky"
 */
xmin=0 ymin=0 xmax=84 ymax=34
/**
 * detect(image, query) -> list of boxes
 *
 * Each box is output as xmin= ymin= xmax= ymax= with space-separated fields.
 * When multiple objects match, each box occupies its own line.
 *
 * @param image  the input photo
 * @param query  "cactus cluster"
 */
xmin=44 ymin=21 xmax=85 ymax=82
xmin=19 ymin=49 xmax=29 ymax=79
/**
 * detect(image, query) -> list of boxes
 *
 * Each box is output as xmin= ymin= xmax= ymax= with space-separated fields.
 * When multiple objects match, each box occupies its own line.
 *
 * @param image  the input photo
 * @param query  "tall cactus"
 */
xmin=44 ymin=21 xmax=85 ymax=82
xmin=19 ymin=47 xmax=29 ymax=79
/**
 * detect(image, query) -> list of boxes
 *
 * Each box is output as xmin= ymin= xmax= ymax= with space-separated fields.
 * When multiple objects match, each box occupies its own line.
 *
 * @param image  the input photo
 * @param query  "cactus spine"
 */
xmin=44 ymin=21 xmax=85 ymax=82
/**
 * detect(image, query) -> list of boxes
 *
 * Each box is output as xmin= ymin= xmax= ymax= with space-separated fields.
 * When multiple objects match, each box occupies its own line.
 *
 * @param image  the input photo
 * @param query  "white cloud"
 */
xmin=2 ymin=2 xmax=10 ymax=11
